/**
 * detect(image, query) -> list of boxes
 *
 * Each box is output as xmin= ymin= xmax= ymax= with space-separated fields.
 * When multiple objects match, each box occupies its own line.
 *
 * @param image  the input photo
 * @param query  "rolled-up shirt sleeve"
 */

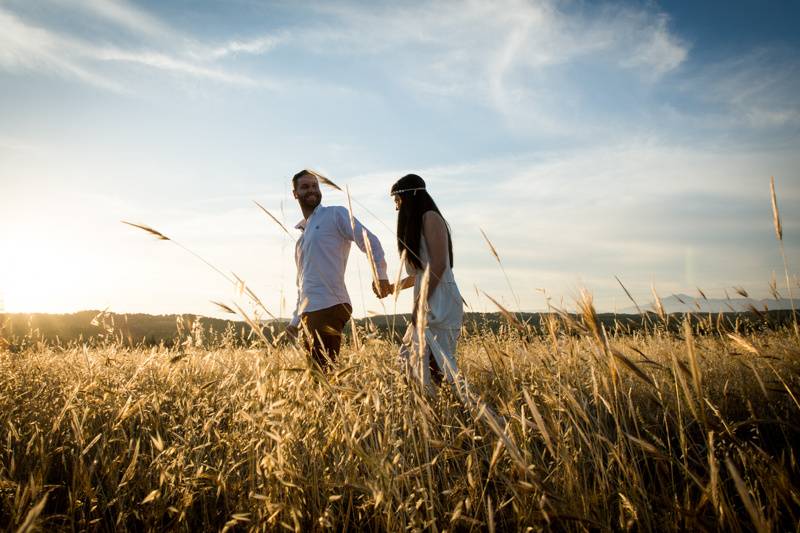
xmin=335 ymin=207 xmax=388 ymax=279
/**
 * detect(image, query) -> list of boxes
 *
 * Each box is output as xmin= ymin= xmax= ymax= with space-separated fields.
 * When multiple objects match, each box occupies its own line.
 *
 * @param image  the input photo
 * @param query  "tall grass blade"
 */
xmin=482 ymin=291 xmax=524 ymax=331
xmin=211 ymin=301 xmax=237 ymax=315
xmin=480 ymin=228 xmax=500 ymax=262
xmin=232 ymin=272 xmax=277 ymax=320
xmin=362 ymin=228 xmax=381 ymax=290
xmin=307 ymin=169 xmax=342 ymax=191
xmin=121 ymin=221 xmax=169 ymax=240
xmin=769 ymin=272 xmax=781 ymax=300
xmin=725 ymin=458 xmax=768 ymax=533
xmin=727 ymin=333 xmax=759 ymax=355
xmin=345 ymin=185 xmax=357 ymax=237
xmin=123 ymin=221 xmax=235 ymax=285
xmin=769 ymin=176 xmax=799 ymax=339
xmin=15 ymin=493 xmax=48 ymax=533
xmin=651 ymin=284 xmax=667 ymax=325
xmin=253 ymin=200 xmax=292 ymax=237
xmin=770 ymin=176 xmax=782 ymax=241
xmin=480 ymin=228 xmax=520 ymax=309
xmin=522 ymin=389 xmax=556 ymax=458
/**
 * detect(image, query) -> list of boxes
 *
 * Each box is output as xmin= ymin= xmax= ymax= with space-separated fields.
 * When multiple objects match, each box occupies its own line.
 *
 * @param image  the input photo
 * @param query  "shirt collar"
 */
xmin=295 ymin=204 xmax=324 ymax=231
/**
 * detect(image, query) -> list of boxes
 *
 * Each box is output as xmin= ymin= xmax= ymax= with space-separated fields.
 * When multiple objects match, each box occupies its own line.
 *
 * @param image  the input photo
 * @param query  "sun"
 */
xmin=0 ymin=225 xmax=97 ymax=314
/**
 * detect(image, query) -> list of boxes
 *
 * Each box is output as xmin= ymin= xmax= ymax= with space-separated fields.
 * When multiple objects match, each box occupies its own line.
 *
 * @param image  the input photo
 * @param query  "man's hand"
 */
xmin=372 ymin=279 xmax=391 ymax=298
xmin=285 ymin=324 xmax=299 ymax=341
xmin=372 ymin=279 xmax=392 ymax=299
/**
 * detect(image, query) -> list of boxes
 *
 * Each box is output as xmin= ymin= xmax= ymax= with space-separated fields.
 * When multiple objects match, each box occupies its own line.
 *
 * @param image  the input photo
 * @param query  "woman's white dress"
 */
xmin=400 ymin=235 xmax=464 ymax=388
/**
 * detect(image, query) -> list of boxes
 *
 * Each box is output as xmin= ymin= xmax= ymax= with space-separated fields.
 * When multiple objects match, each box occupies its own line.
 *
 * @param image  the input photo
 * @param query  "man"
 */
xmin=286 ymin=169 xmax=392 ymax=369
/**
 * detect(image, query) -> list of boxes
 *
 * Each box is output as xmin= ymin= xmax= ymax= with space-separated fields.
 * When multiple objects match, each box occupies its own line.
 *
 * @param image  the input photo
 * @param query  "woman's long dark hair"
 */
xmin=391 ymin=174 xmax=453 ymax=271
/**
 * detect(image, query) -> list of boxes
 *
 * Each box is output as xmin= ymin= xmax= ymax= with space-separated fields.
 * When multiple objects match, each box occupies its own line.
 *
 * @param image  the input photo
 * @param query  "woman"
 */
xmin=384 ymin=174 xmax=464 ymax=388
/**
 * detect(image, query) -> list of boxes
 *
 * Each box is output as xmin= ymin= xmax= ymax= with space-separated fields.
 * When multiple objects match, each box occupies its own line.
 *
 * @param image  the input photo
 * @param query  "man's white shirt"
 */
xmin=290 ymin=204 xmax=388 ymax=327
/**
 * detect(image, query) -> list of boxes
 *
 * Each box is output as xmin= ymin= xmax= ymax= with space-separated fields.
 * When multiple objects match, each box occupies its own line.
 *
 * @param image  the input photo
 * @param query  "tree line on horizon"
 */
xmin=0 ymin=308 xmax=795 ymax=350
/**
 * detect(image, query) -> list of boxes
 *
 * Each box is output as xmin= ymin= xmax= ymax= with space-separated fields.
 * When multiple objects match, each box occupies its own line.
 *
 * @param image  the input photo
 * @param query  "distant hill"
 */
xmin=620 ymin=294 xmax=796 ymax=314
xmin=2 ymin=305 xmax=796 ymax=348
xmin=0 ymin=311 xmax=247 ymax=347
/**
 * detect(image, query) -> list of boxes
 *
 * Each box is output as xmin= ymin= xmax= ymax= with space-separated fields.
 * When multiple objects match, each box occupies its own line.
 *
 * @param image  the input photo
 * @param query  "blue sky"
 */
xmin=1 ymin=0 xmax=798 ymax=318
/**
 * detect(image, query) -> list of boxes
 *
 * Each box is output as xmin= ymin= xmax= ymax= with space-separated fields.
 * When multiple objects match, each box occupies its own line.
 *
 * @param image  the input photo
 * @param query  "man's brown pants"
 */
xmin=300 ymin=303 xmax=352 ymax=370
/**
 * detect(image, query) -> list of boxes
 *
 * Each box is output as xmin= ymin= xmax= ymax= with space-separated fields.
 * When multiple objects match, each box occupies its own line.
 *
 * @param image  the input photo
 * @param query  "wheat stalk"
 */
xmin=770 ymin=176 xmax=798 ymax=339
xmin=482 ymin=291 xmax=525 ymax=331
xmin=122 ymin=220 xmax=235 ymax=285
xmin=480 ymin=228 xmax=521 ymax=311
xmin=306 ymin=169 xmax=342 ymax=191
xmin=362 ymin=228 xmax=381 ymax=291
xmin=253 ymin=200 xmax=292 ymax=237
xmin=615 ymin=276 xmax=642 ymax=315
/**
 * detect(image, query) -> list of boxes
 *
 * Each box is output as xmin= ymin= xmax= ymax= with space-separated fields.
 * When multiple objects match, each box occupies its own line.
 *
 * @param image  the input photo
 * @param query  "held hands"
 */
xmin=372 ymin=279 xmax=392 ymax=299
xmin=373 ymin=275 xmax=415 ymax=299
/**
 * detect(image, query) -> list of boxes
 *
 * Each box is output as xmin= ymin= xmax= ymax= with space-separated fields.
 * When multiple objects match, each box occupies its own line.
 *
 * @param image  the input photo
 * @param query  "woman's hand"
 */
xmin=375 ymin=275 xmax=416 ymax=299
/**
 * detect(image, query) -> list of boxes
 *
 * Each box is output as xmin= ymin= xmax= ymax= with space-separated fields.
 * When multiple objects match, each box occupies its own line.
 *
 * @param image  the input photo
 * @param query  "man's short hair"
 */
xmin=292 ymin=169 xmax=314 ymax=190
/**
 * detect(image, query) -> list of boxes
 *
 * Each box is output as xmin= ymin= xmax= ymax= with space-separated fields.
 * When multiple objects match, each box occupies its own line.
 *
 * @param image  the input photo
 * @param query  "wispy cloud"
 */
xmin=686 ymin=48 xmax=800 ymax=129
xmin=0 ymin=3 xmax=278 ymax=93
xmin=0 ymin=9 xmax=127 ymax=92
xmin=284 ymin=0 xmax=690 ymax=135
xmin=60 ymin=0 xmax=177 ymax=41
xmin=614 ymin=10 xmax=688 ymax=80
xmin=92 ymin=47 xmax=275 ymax=87
xmin=340 ymin=139 xmax=799 ymax=309
xmin=203 ymin=35 xmax=285 ymax=61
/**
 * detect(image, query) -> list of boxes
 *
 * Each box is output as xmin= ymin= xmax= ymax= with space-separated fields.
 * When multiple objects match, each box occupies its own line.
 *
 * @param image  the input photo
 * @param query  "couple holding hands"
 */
xmin=285 ymin=170 xmax=463 ymax=388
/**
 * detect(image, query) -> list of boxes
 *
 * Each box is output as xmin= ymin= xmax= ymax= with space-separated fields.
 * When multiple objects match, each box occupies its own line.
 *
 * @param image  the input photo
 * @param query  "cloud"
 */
xmin=0 ymin=9 xmax=127 ymax=92
xmin=687 ymin=48 xmax=800 ymax=129
xmin=339 ymin=139 xmax=799 ymax=309
xmin=204 ymin=35 xmax=284 ymax=60
xmin=92 ymin=47 xmax=275 ymax=87
xmin=285 ymin=0 xmax=690 ymax=136
xmin=0 ymin=3 xmax=277 ymax=93
xmin=615 ymin=10 xmax=688 ymax=80
xmin=62 ymin=0 xmax=177 ymax=41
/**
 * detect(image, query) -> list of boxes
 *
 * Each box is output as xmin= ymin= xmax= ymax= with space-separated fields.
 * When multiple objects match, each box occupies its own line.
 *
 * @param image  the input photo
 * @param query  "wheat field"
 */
xmin=1 ymin=307 xmax=799 ymax=532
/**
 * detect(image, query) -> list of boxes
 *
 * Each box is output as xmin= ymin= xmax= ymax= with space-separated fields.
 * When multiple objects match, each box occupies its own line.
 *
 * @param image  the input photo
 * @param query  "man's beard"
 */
xmin=299 ymin=193 xmax=321 ymax=210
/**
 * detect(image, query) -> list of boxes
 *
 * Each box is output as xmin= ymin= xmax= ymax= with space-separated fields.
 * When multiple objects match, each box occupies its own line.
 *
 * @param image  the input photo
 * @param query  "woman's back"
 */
xmin=409 ymin=233 xmax=463 ymax=329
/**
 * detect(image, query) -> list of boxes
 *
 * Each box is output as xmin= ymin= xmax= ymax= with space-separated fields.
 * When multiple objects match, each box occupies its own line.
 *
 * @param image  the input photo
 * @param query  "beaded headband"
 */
xmin=390 ymin=187 xmax=426 ymax=196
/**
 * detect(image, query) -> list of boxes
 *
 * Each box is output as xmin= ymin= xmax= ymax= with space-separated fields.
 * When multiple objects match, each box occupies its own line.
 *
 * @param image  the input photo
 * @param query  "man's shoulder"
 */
xmin=321 ymin=204 xmax=350 ymax=220
xmin=326 ymin=204 xmax=348 ymax=214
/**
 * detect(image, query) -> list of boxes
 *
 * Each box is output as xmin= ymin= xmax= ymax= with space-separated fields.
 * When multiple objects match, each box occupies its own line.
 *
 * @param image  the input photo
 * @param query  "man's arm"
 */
xmin=289 ymin=266 xmax=301 ymax=328
xmin=286 ymin=319 xmax=299 ymax=340
xmin=335 ymin=208 xmax=391 ymax=296
xmin=288 ymin=292 xmax=301 ymax=326
xmin=286 ymin=241 xmax=303 ymax=339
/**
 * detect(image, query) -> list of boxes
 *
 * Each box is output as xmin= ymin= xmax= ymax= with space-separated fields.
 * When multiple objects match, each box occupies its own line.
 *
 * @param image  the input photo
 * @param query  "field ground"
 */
xmin=1 ymin=313 xmax=799 ymax=531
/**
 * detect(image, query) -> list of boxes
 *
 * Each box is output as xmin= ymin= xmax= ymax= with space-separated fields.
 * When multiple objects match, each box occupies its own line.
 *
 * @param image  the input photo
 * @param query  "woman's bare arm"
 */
xmin=396 ymin=276 xmax=416 ymax=291
xmin=422 ymin=211 xmax=449 ymax=298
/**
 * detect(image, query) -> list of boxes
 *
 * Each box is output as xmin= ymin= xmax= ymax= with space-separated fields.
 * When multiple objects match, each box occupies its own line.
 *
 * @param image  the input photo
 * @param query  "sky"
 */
xmin=1 ymin=0 xmax=799 ymax=319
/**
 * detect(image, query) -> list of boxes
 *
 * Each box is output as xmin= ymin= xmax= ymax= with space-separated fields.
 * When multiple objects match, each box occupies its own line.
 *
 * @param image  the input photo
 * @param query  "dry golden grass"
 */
xmin=1 ymin=312 xmax=799 ymax=532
